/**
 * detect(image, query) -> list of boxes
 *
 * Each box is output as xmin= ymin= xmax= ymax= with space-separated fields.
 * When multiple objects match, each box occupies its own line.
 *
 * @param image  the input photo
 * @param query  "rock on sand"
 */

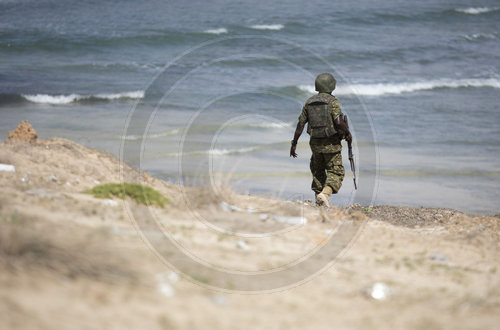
xmin=5 ymin=120 xmax=38 ymax=144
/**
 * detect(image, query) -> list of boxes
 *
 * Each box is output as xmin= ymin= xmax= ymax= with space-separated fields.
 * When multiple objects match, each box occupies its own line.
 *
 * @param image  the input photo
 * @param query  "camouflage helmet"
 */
xmin=315 ymin=73 xmax=336 ymax=93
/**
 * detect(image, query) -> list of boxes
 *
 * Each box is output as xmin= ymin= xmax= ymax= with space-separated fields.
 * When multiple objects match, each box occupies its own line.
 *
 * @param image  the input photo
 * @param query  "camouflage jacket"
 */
xmin=298 ymin=92 xmax=343 ymax=153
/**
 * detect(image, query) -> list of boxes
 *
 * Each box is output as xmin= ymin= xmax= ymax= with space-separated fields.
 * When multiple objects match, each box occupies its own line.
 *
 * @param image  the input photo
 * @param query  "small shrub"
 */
xmin=85 ymin=183 xmax=168 ymax=207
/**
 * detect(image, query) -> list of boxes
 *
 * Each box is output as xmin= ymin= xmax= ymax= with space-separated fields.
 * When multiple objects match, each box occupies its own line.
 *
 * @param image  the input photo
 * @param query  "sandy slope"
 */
xmin=0 ymin=136 xmax=499 ymax=330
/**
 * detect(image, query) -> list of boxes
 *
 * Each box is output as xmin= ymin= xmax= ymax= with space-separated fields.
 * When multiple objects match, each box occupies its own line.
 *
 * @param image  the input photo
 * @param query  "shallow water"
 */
xmin=1 ymin=0 xmax=499 ymax=214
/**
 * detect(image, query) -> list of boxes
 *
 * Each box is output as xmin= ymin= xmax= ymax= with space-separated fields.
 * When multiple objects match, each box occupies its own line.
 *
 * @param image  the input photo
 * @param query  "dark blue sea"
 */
xmin=1 ymin=0 xmax=499 ymax=214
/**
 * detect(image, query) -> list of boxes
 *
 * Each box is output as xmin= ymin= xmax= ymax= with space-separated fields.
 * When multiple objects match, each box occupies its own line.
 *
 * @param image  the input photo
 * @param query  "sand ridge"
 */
xmin=0 ymin=124 xmax=498 ymax=330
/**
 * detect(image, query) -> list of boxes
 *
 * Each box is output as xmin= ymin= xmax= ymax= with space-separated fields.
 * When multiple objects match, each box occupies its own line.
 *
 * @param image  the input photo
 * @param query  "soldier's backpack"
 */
xmin=306 ymin=99 xmax=336 ymax=138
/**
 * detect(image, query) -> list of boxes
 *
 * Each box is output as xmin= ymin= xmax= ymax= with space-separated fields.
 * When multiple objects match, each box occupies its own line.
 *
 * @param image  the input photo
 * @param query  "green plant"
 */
xmin=363 ymin=207 xmax=373 ymax=214
xmin=85 ymin=183 xmax=168 ymax=208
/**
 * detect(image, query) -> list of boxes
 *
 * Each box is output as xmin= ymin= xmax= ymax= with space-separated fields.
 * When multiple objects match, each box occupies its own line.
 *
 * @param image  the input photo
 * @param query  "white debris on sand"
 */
xmin=218 ymin=202 xmax=307 ymax=225
xmin=25 ymin=189 xmax=55 ymax=198
xmin=0 ymin=164 xmax=15 ymax=172
xmin=155 ymin=272 xmax=180 ymax=298
xmin=363 ymin=282 xmax=394 ymax=301
xmin=272 ymin=215 xmax=308 ymax=225
xmin=219 ymin=201 xmax=243 ymax=212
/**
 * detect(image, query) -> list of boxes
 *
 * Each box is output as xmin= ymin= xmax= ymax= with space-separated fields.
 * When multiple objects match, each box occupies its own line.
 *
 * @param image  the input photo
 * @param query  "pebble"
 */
xmin=167 ymin=271 xmax=180 ymax=283
xmin=219 ymin=201 xmax=242 ymax=212
xmin=109 ymin=226 xmax=128 ymax=236
xmin=324 ymin=229 xmax=336 ymax=235
xmin=157 ymin=282 xmax=175 ymax=297
xmin=210 ymin=295 xmax=227 ymax=307
xmin=104 ymin=199 xmax=118 ymax=206
xmin=155 ymin=272 xmax=180 ymax=298
xmin=259 ymin=214 xmax=269 ymax=221
xmin=236 ymin=240 xmax=250 ymax=250
xmin=429 ymin=253 xmax=450 ymax=263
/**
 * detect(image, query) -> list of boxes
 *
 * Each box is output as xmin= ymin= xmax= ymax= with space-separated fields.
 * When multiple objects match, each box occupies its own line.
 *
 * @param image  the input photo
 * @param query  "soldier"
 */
xmin=290 ymin=73 xmax=352 ymax=207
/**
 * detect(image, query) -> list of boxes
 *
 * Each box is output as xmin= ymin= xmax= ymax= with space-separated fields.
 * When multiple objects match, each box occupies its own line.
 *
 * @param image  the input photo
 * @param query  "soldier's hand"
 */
xmin=290 ymin=144 xmax=297 ymax=158
xmin=345 ymin=132 xmax=352 ymax=144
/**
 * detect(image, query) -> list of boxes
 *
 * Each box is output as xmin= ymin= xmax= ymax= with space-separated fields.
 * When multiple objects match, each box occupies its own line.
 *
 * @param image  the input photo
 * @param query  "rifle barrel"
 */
xmin=345 ymin=114 xmax=357 ymax=190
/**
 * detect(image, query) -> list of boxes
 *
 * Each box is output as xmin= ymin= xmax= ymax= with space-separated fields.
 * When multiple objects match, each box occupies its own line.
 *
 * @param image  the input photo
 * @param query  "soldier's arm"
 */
xmin=290 ymin=121 xmax=304 ymax=158
xmin=291 ymin=106 xmax=307 ymax=158
xmin=293 ymin=105 xmax=308 ymax=144
xmin=333 ymin=116 xmax=352 ymax=143
xmin=292 ymin=121 xmax=305 ymax=145
xmin=331 ymin=99 xmax=352 ymax=143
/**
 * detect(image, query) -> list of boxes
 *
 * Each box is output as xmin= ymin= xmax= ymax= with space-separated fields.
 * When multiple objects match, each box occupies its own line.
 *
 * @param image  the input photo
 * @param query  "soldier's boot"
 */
xmin=316 ymin=186 xmax=333 ymax=207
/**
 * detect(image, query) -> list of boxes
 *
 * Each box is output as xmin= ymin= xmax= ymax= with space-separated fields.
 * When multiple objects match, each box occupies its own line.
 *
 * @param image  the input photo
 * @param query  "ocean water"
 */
xmin=1 ymin=0 xmax=499 ymax=214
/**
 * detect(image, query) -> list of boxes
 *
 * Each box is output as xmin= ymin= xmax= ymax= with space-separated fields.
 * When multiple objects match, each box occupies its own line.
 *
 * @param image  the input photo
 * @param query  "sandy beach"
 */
xmin=0 ymin=123 xmax=498 ymax=330
xmin=2 ymin=1 xmax=499 ymax=328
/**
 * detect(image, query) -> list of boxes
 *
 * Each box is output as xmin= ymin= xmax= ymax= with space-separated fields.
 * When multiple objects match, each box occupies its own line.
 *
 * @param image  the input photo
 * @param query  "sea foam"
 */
xmin=161 ymin=146 xmax=258 ymax=158
xmin=22 ymin=94 xmax=82 ymax=105
xmin=203 ymin=28 xmax=228 ymax=34
xmin=208 ymin=146 xmax=257 ymax=156
xmin=22 ymin=90 xmax=145 ymax=104
xmin=247 ymin=122 xmax=291 ymax=129
xmin=298 ymin=78 xmax=500 ymax=97
xmin=249 ymin=24 xmax=284 ymax=30
xmin=461 ymin=33 xmax=497 ymax=41
xmin=455 ymin=7 xmax=499 ymax=15
xmin=123 ymin=129 xmax=180 ymax=141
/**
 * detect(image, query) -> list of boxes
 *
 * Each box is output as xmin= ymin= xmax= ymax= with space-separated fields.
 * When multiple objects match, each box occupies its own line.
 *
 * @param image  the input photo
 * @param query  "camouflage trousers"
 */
xmin=310 ymin=151 xmax=344 ymax=195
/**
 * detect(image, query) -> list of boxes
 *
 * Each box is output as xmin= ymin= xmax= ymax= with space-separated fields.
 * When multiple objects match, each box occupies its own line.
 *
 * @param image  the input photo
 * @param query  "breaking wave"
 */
xmin=122 ymin=129 xmax=180 ymax=141
xmin=249 ymin=24 xmax=284 ymax=30
xmin=246 ymin=122 xmax=292 ymax=129
xmin=298 ymin=78 xmax=500 ymax=97
xmin=454 ymin=7 xmax=499 ymax=15
xmin=159 ymin=146 xmax=259 ymax=158
xmin=208 ymin=146 xmax=258 ymax=156
xmin=21 ymin=91 xmax=145 ymax=104
xmin=461 ymin=33 xmax=497 ymax=41
xmin=203 ymin=28 xmax=228 ymax=34
xmin=380 ymin=169 xmax=500 ymax=178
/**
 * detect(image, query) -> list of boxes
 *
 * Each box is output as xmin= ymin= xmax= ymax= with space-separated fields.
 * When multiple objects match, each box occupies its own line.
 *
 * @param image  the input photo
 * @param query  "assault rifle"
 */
xmin=343 ymin=115 xmax=357 ymax=190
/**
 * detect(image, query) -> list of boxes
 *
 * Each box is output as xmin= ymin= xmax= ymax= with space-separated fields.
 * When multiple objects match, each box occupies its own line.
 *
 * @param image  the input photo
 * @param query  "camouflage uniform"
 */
xmin=298 ymin=92 xmax=345 ymax=194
